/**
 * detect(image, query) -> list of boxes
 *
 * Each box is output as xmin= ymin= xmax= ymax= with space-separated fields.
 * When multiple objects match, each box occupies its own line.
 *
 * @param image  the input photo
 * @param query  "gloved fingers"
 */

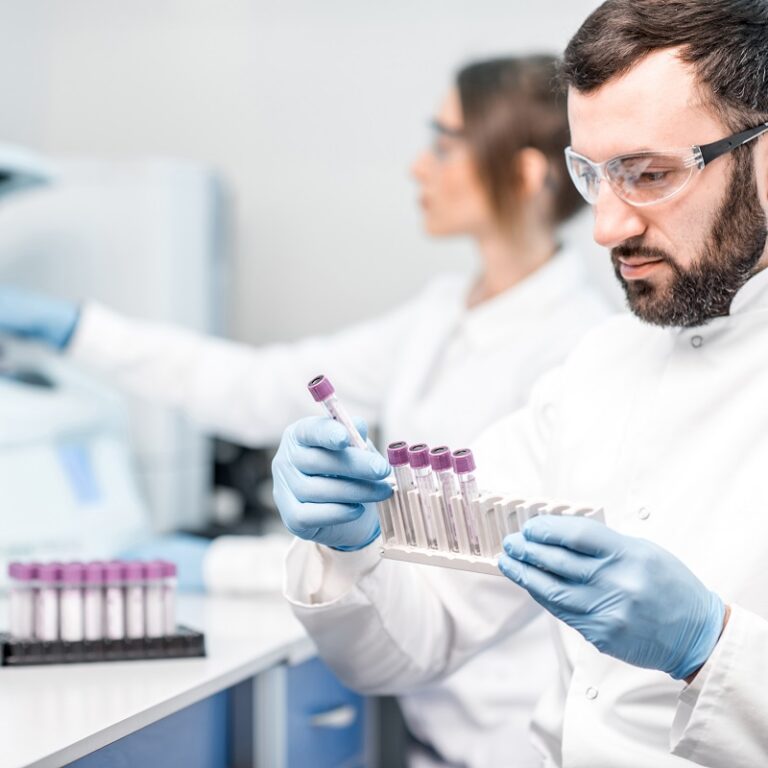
xmin=273 ymin=473 xmax=367 ymax=530
xmin=499 ymin=554 xmax=573 ymax=611
xmin=291 ymin=444 xmax=390 ymax=483
xmin=292 ymin=416 xmax=354 ymax=450
xmin=522 ymin=515 xmax=620 ymax=557
xmin=503 ymin=534 xmax=597 ymax=583
xmin=289 ymin=468 xmax=392 ymax=505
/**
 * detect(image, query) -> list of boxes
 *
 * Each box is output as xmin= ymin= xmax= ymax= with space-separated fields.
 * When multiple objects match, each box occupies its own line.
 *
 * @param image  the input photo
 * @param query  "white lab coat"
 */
xmin=285 ymin=267 xmax=768 ymax=767
xmin=67 ymin=248 xmax=612 ymax=767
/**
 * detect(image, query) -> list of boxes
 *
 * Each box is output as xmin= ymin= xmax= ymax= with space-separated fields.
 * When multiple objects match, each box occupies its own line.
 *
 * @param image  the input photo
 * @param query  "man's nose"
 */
xmin=592 ymin=182 xmax=647 ymax=248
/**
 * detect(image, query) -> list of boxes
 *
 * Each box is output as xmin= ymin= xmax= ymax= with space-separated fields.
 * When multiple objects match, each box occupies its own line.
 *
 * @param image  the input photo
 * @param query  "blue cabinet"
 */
xmin=65 ymin=691 xmax=229 ymax=768
xmin=285 ymin=656 xmax=366 ymax=768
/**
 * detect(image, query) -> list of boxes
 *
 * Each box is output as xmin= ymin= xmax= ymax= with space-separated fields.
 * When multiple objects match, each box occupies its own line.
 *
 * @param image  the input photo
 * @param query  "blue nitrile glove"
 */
xmin=119 ymin=533 xmax=210 ymax=592
xmin=499 ymin=516 xmax=725 ymax=680
xmin=272 ymin=416 xmax=392 ymax=551
xmin=0 ymin=285 xmax=80 ymax=349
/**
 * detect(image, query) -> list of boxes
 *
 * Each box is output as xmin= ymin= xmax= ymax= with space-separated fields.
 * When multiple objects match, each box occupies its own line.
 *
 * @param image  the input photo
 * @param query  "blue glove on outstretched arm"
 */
xmin=499 ymin=516 xmax=725 ymax=680
xmin=272 ymin=416 xmax=392 ymax=551
xmin=0 ymin=285 xmax=80 ymax=349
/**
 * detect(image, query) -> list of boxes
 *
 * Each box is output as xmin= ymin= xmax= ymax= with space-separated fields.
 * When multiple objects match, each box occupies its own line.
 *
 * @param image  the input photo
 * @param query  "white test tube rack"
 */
xmin=376 ymin=490 xmax=605 ymax=577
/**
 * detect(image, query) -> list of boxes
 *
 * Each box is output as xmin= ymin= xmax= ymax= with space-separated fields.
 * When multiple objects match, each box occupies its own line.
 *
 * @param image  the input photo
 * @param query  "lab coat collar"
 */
xmin=728 ymin=263 xmax=768 ymax=316
xmin=460 ymin=248 xmax=588 ymax=351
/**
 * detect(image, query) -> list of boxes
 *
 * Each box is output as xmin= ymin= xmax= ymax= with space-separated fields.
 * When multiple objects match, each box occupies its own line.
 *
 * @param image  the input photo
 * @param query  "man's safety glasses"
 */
xmin=565 ymin=122 xmax=768 ymax=207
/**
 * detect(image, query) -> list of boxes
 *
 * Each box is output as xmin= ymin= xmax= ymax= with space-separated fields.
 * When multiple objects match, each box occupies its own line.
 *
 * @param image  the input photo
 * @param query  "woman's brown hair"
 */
xmin=457 ymin=55 xmax=583 ymax=227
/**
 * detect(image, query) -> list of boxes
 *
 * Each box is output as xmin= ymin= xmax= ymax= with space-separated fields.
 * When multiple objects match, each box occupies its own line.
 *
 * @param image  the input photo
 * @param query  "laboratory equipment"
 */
xmin=307 ymin=375 xmax=367 ymax=451
xmin=0 ymin=151 xmax=226 ymax=554
xmin=379 ymin=443 xmax=604 ymax=577
xmin=1 ymin=558 xmax=205 ymax=666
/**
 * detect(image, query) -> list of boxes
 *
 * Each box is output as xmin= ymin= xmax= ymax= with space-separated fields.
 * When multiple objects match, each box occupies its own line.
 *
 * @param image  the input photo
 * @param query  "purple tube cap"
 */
xmin=38 ymin=563 xmax=63 ymax=583
xmin=452 ymin=448 xmax=476 ymax=474
xmin=428 ymin=446 xmax=453 ymax=472
xmin=84 ymin=562 xmax=106 ymax=584
xmin=387 ymin=441 xmax=410 ymax=466
xmin=104 ymin=560 xmax=126 ymax=583
xmin=61 ymin=562 xmax=85 ymax=584
xmin=145 ymin=560 xmax=165 ymax=579
xmin=307 ymin=374 xmax=335 ymax=402
xmin=8 ymin=562 xmax=35 ymax=581
xmin=407 ymin=443 xmax=431 ymax=469
xmin=161 ymin=561 xmax=178 ymax=578
xmin=124 ymin=561 xmax=146 ymax=580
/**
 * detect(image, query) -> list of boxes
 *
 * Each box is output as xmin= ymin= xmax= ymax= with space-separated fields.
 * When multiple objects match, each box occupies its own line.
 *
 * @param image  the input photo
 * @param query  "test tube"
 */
xmin=452 ymin=449 xmax=481 ymax=556
xmin=307 ymin=375 xmax=367 ymax=451
xmin=387 ymin=441 xmax=416 ymax=546
xmin=104 ymin=561 xmax=126 ymax=640
xmin=162 ymin=561 xmax=177 ymax=636
xmin=124 ymin=561 xmax=146 ymax=639
xmin=84 ymin=562 xmax=105 ymax=641
xmin=428 ymin=446 xmax=460 ymax=552
xmin=408 ymin=444 xmax=439 ymax=549
xmin=145 ymin=561 xmax=165 ymax=638
xmin=387 ymin=442 xmax=416 ymax=492
xmin=60 ymin=562 xmax=85 ymax=642
xmin=36 ymin=563 xmax=62 ymax=641
xmin=8 ymin=563 xmax=35 ymax=639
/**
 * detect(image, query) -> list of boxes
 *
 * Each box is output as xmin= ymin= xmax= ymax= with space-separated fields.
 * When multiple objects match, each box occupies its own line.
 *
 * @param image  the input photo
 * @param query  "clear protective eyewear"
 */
xmin=565 ymin=122 xmax=768 ymax=207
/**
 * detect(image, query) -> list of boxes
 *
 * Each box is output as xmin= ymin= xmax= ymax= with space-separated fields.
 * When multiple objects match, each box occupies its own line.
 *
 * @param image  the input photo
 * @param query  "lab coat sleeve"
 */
xmin=284 ymin=368 xmax=564 ymax=695
xmin=670 ymin=604 xmax=768 ymax=767
xmin=66 ymin=294 xmax=425 ymax=446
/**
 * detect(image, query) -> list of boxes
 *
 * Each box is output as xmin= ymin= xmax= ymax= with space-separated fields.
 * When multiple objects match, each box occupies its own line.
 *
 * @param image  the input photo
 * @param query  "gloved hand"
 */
xmin=119 ymin=533 xmax=210 ymax=592
xmin=0 ymin=285 xmax=80 ymax=349
xmin=272 ymin=416 xmax=392 ymax=551
xmin=499 ymin=516 xmax=725 ymax=680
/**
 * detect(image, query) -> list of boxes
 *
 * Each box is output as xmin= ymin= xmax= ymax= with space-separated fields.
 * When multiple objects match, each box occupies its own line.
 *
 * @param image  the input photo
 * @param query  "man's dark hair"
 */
xmin=561 ymin=0 xmax=768 ymax=130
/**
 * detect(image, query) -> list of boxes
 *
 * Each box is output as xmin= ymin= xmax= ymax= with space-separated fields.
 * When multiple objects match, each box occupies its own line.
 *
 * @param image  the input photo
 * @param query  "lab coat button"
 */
xmin=691 ymin=335 xmax=704 ymax=348
xmin=637 ymin=507 xmax=650 ymax=520
xmin=585 ymin=686 xmax=599 ymax=700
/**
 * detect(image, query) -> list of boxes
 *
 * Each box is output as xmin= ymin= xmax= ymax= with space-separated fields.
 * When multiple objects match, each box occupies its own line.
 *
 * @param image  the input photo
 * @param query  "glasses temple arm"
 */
xmin=697 ymin=122 xmax=768 ymax=166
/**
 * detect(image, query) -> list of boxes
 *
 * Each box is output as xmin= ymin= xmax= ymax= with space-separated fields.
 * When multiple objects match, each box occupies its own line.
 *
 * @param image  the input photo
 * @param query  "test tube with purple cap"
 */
xmin=8 ymin=563 xmax=35 ymax=639
xmin=307 ymin=375 xmax=368 ymax=451
xmin=429 ymin=446 xmax=460 ymax=552
xmin=408 ymin=444 xmax=439 ymax=549
xmin=387 ymin=441 xmax=416 ymax=546
xmin=452 ymin=449 xmax=482 ymax=555
xmin=60 ymin=562 xmax=85 ymax=642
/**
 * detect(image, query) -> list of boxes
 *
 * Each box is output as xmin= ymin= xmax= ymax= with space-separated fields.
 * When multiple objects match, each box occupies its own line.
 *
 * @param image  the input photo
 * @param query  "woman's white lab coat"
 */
xmin=68 ymin=248 xmax=612 ymax=767
xmin=284 ymin=268 xmax=768 ymax=767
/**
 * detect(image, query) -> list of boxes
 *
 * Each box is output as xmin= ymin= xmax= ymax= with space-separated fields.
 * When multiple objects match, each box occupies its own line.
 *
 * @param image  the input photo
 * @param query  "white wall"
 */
xmin=0 ymin=0 xmax=611 ymax=345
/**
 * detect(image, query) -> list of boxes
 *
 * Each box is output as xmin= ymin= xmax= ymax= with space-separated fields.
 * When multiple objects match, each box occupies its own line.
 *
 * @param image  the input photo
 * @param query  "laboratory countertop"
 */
xmin=0 ymin=593 xmax=315 ymax=768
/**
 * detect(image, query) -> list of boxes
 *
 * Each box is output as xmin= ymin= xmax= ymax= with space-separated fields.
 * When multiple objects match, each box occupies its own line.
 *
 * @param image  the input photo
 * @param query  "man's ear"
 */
xmin=755 ymin=134 xmax=768 ymax=214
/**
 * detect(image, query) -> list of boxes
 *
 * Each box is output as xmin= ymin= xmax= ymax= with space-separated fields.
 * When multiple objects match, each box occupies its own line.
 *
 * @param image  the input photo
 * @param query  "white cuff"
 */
xmin=284 ymin=537 xmax=382 ymax=607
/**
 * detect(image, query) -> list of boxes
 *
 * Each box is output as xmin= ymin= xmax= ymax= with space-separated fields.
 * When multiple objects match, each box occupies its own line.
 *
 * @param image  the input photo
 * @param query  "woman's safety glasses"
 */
xmin=565 ymin=122 xmax=768 ymax=207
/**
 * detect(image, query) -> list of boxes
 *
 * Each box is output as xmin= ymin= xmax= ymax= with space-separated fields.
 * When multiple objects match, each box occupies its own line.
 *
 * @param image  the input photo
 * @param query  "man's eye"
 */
xmin=635 ymin=169 xmax=672 ymax=186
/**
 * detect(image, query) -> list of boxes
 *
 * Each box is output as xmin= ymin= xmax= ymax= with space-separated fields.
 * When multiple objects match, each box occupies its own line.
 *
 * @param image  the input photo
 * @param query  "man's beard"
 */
xmin=611 ymin=149 xmax=768 ymax=328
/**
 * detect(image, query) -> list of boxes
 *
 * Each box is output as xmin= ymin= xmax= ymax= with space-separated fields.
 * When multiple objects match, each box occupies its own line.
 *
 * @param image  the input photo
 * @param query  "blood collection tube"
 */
xmin=8 ymin=563 xmax=35 ymax=639
xmin=428 ymin=446 xmax=460 ymax=552
xmin=104 ymin=561 xmax=126 ymax=640
xmin=162 ymin=561 xmax=177 ymax=636
xmin=60 ymin=562 xmax=85 ymax=642
xmin=307 ymin=375 xmax=368 ymax=451
xmin=408 ymin=444 xmax=439 ymax=549
xmin=124 ymin=561 xmax=146 ymax=639
xmin=452 ymin=449 xmax=481 ymax=555
xmin=387 ymin=442 xmax=416 ymax=492
xmin=84 ymin=562 xmax=105 ymax=641
xmin=36 ymin=563 xmax=62 ymax=641
xmin=386 ymin=442 xmax=416 ymax=546
xmin=144 ymin=561 xmax=165 ymax=638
